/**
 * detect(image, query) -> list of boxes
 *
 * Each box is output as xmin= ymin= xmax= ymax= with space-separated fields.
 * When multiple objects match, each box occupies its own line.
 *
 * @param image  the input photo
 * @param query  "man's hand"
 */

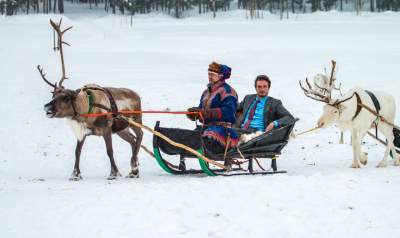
xmin=265 ymin=122 xmax=275 ymax=132
xmin=186 ymin=107 xmax=204 ymax=122
xmin=188 ymin=107 xmax=200 ymax=112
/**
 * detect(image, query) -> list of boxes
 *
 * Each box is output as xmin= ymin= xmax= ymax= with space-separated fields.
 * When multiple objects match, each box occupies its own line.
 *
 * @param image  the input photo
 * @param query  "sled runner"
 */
xmin=152 ymin=120 xmax=297 ymax=176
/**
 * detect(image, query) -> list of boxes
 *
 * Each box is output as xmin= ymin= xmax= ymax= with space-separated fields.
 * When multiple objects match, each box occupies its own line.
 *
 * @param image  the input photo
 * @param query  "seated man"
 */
xmin=187 ymin=62 xmax=239 ymax=156
xmin=235 ymin=75 xmax=294 ymax=134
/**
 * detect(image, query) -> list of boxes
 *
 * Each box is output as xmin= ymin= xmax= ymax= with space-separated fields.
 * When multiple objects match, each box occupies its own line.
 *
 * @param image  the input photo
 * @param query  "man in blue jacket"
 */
xmin=187 ymin=62 xmax=239 ymax=156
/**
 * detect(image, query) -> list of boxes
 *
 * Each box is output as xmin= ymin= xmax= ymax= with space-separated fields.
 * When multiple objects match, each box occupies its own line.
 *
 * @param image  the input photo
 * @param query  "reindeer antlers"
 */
xmin=37 ymin=65 xmax=57 ymax=89
xmin=50 ymin=18 xmax=73 ymax=88
xmin=329 ymin=60 xmax=336 ymax=87
xmin=299 ymin=78 xmax=331 ymax=103
xmin=37 ymin=18 xmax=73 ymax=92
xmin=299 ymin=60 xmax=338 ymax=104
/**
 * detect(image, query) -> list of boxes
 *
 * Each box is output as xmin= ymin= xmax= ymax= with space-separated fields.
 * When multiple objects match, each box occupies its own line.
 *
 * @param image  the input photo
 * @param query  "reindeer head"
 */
xmin=300 ymin=60 xmax=348 ymax=128
xmin=44 ymin=88 xmax=79 ymax=118
xmin=38 ymin=19 xmax=75 ymax=119
xmin=317 ymin=92 xmax=355 ymax=128
xmin=317 ymin=104 xmax=341 ymax=128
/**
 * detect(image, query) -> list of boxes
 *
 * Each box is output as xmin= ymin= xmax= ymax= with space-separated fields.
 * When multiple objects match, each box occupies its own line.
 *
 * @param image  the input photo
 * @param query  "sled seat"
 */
xmin=153 ymin=120 xmax=297 ymax=160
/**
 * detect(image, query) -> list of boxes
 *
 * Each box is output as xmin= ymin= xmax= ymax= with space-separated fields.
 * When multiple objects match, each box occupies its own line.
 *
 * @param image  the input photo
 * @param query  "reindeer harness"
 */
xmin=82 ymin=86 xmax=119 ymax=116
xmin=332 ymin=90 xmax=381 ymax=123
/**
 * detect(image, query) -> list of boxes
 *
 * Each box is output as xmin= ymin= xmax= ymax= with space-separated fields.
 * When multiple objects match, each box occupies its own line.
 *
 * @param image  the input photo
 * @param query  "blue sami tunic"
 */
xmin=199 ymin=80 xmax=239 ymax=147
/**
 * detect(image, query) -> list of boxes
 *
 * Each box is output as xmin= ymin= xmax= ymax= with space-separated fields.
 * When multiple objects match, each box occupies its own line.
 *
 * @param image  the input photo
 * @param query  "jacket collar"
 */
xmin=207 ymin=80 xmax=225 ymax=92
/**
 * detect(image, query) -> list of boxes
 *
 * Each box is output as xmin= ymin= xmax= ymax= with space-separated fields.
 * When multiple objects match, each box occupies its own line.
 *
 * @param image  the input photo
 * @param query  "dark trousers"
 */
xmin=203 ymin=137 xmax=225 ymax=155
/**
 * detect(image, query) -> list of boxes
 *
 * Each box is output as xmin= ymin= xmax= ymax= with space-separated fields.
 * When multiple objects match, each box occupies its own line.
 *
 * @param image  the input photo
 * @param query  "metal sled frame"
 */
xmin=152 ymin=121 xmax=297 ymax=176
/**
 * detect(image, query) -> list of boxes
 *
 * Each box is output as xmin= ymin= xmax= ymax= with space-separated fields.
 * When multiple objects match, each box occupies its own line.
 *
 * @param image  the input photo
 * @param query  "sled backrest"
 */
xmin=394 ymin=128 xmax=400 ymax=148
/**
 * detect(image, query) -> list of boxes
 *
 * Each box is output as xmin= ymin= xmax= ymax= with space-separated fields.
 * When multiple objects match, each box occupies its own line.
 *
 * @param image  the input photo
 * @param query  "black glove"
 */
xmin=186 ymin=107 xmax=203 ymax=121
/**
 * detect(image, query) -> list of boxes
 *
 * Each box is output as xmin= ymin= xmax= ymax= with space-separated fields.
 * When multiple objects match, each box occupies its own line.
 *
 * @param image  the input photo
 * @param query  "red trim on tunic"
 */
xmin=203 ymin=131 xmax=238 ymax=148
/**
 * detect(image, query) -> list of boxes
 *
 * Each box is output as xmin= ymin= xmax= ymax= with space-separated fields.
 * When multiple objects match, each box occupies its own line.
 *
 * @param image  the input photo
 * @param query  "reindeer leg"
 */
xmin=378 ymin=124 xmax=398 ymax=167
xmin=386 ymin=131 xmax=400 ymax=166
xmin=339 ymin=131 xmax=344 ymax=144
xmin=70 ymin=137 xmax=86 ymax=181
xmin=129 ymin=125 xmax=143 ymax=177
xmin=103 ymin=129 xmax=121 ymax=179
xmin=351 ymin=130 xmax=361 ymax=168
xmin=358 ymin=130 xmax=368 ymax=166
xmin=117 ymin=128 xmax=140 ymax=178
xmin=377 ymin=144 xmax=391 ymax=168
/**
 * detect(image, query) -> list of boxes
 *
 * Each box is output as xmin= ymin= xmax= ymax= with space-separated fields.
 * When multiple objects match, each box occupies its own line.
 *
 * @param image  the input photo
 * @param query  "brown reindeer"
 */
xmin=40 ymin=19 xmax=143 ymax=180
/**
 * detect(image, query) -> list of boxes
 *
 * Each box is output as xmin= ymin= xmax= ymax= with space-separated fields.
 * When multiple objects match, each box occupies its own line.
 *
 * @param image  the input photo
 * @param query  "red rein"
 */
xmin=79 ymin=110 xmax=204 ymax=122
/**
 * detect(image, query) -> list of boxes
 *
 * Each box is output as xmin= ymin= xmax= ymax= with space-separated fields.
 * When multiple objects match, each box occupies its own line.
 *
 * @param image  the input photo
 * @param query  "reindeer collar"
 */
xmin=70 ymin=94 xmax=80 ymax=119
xmin=352 ymin=92 xmax=362 ymax=121
xmin=82 ymin=86 xmax=119 ymax=117
xmin=85 ymin=90 xmax=95 ymax=114
xmin=333 ymin=92 xmax=362 ymax=121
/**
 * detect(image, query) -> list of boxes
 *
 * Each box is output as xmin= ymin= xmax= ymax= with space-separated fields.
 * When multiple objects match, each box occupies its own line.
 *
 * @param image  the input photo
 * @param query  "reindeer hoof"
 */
xmin=69 ymin=174 xmax=82 ymax=181
xmin=108 ymin=171 xmax=122 ymax=180
xmin=376 ymin=161 xmax=387 ymax=168
xmin=360 ymin=153 xmax=368 ymax=165
xmin=394 ymin=160 xmax=400 ymax=166
xmin=126 ymin=170 xmax=139 ymax=178
xmin=351 ymin=163 xmax=360 ymax=168
xmin=107 ymin=175 xmax=119 ymax=180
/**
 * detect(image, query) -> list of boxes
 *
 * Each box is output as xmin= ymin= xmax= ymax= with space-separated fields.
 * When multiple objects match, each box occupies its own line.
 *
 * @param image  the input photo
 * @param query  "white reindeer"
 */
xmin=300 ymin=81 xmax=399 ymax=168
xmin=311 ymin=61 xmax=345 ymax=144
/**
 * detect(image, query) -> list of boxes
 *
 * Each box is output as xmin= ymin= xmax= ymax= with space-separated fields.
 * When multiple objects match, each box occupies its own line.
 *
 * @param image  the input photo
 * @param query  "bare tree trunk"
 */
xmin=355 ymin=0 xmax=361 ymax=15
xmin=58 ymin=0 xmax=64 ymax=13
xmin=6 ymin=0 xmax=13 ymax=15
xmin=199 ymin=0 xmax=202 ymax=14
xmin=286 ymin=0 xmax=289 ymax=18
xmin=112 ymin=0 xmax=116 ymax=14
xmin=370 ymin=0 xmax=375 ymax=11
xmin=292 ymin=0 xmax=295 ymax=13
xmin=249 ymin=0 xmax=256 ymax=19
xmin=212 ymin=0 xmax=216 ymax=18
xmin=130 ymin=13 xmax=133 ymax=27
xmin=269 ymin=0 xmax=273 ymax=13
xmin=175 ymin=0 xmax=179 ymax=18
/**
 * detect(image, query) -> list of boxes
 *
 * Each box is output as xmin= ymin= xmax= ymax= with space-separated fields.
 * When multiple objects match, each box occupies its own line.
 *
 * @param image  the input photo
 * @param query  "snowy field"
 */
xmin=1 ymin=8 xmax=400 ymax=238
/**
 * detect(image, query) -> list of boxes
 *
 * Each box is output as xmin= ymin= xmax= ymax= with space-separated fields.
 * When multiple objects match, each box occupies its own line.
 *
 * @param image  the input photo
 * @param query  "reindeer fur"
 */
xmin=317 ymin=87 xmax=399 ymax=168
xmin=40 ymin=20 xmax=143 ymax=180
xmin=44 ymin=84 xmax=143 ymax=180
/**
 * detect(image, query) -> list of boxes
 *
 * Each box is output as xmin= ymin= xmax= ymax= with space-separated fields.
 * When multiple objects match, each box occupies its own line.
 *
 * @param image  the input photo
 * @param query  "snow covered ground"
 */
xmin=1 ymin=9 xmax=400 ymax=238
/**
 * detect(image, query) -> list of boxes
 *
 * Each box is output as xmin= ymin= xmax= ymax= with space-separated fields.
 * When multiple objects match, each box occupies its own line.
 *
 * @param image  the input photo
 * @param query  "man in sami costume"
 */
xmin=187 ymin=62 xmax=239 ymax=160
